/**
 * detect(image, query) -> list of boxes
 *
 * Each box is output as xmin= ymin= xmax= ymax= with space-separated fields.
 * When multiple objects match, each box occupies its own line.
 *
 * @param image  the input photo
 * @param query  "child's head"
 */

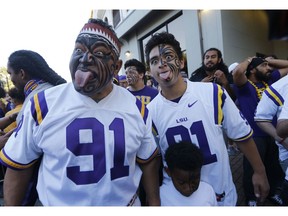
xmin=165 ymin=141 xmax=203 ymax=197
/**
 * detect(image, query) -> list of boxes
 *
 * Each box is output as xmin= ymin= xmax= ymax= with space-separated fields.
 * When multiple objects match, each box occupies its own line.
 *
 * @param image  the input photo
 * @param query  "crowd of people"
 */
xmin=0 ymin=17 xmax=287 ymax=207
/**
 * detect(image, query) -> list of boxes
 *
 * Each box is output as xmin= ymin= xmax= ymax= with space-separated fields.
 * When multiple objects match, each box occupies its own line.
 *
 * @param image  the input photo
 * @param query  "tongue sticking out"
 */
xmin=75 ymin=70 xmax=94 ymax=87
xmin=159 ymin=71 xmax=171 ymax=80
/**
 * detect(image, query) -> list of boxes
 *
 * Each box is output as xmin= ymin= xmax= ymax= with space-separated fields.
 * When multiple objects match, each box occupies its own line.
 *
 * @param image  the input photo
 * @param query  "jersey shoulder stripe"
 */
xmin=30 ymin=91 xmax=48 ymax=126
xmin=213 ymin=84 xmax=226 ymax=125
xmin=135 ymin=98 xmax=148 ymax=124
xmin=264 ymin=86 xmax=284 ymax=106
xmin=0 ymin=149 xmax=37 ymax=170
xmin=234 ymin=129 xmax=253 ymax=142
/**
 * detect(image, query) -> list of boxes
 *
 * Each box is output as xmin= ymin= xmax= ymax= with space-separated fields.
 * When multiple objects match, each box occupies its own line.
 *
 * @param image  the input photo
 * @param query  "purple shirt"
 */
xmin=233 ymin=70 xmax=281 ymax=137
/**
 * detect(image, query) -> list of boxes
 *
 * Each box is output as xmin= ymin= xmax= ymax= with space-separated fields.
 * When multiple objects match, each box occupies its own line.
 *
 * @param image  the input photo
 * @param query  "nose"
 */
xmin=80 ymin=51 xmax=93 ymax=63
xmin=159 ymin=58 xmax=167 ymax=67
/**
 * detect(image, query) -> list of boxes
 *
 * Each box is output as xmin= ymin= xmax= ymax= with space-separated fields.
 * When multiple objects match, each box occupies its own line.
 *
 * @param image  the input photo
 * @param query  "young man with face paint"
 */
xmin=125 ymin=58 xmax=158 ymax=109
xmin=145 ymin=32 xmax=269 ymax=206
xmin=0 ymin=18 xmax=160 ymax=206
xmin=160 ymin=141 xmax=217 ymax=206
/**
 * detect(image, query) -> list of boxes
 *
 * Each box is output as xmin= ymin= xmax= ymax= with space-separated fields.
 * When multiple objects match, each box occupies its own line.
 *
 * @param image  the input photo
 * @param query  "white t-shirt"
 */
xmin=160 ymin=180 xmax=217 ymax=206
xmin=255 ymin=75 xmax=288 ymax=161
xmin=147 ymin=81 xmax=253 ymax=206
xmin=0 ymin=83 xmax=158 ymax=206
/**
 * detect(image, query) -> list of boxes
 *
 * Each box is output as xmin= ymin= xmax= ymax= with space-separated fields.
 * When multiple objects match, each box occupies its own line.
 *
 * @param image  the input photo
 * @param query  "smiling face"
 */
xmin=148 ymin=44 xmax=184 ymax=87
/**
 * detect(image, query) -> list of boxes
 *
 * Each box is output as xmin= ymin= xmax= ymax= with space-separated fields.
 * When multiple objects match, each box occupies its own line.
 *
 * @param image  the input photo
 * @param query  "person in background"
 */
xmin=125 ymin=58 xmax=159 ymax=107
xmin=124 ymin=58 xmax=160 ymax=205
xmin=0 ymin=18 xmax=160 ymax=206
xmin=118 ymin=75 xmax=128 ymax=88
xmin=0 ymin=49 xmax=67 ymax=206
xmin=0 ymin=87 xmax=9 ymax=118
xmin=160 ymin=141 xmax=217 ymax=206
xmin=145 ymin=31 xmax=269 ymax=206
xmin=275 ymin=94 xmax=288 ymax=206
xmin=2 ymin=87 xmax=25 ymax=133
xmin=233 ymin=56 xmax=288 ymax=206
xmin=189 ymin=47 xmax=235 ymax=101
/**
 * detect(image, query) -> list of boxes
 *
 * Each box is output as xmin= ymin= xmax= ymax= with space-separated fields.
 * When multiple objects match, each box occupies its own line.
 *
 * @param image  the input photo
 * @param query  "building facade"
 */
xmin=93 ymin=10 xmax=288 ymax=76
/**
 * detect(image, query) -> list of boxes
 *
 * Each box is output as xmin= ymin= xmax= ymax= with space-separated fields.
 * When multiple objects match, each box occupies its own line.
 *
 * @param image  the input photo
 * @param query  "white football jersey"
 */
xmin=255 ymin=75 xmax=288 ymax=161
xmin=0 ymin=83 xmax=158 ymax=206
xmin=147 ymin=81 xmax=253 ymax=206
xmin=160 ymin=180 xmax=217 ymax=206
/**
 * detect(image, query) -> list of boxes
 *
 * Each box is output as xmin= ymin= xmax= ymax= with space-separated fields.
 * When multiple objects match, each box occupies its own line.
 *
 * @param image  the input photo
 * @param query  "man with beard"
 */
xmin=189 ymin=48 xmax=235 ymax=101
xmin=0 ymin=18 xmax=160 ymax=206
xmin=233 ymin=57 xmax=288 ymax=206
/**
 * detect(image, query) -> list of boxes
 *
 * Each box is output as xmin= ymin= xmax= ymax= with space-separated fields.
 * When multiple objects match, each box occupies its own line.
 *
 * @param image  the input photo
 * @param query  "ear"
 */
xmin=218 ymin=58 xmax=222 ymax=64
xmin=114 ymin=59 xmax=123 ymax=77
xmin=180 ymin=59 xmax=185 ymax=70
xmin=19 ymin=69 xmax=29 ymax=81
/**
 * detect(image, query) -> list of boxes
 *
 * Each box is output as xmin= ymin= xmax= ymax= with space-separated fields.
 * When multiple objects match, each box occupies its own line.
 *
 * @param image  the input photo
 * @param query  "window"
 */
xmin=113 ymin=10 xmax=121 ymax=28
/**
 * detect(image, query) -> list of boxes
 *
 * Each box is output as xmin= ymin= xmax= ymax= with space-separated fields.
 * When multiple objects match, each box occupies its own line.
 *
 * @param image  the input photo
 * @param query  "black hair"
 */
xmin=8 ymin=87 xmax=25 ymax=103
xmin=124 ymin=58 xmax=146 ymax=74
xmin=144 ymin=32 xmax=183 ymax=65
xmin=0 ymin=86 xmax=6 ymax=98
xmin=8 ymin=50 xmax=67 ymax=86
xmin=165 ymin=141 xmax=203 ymax=172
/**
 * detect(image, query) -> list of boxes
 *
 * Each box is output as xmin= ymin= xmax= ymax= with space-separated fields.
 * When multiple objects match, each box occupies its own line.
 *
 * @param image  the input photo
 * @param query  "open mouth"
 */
xmin=75 ymin=70 xmax=96 ymax=87
xmin=159 ymin=71 xmax=171 ymax=80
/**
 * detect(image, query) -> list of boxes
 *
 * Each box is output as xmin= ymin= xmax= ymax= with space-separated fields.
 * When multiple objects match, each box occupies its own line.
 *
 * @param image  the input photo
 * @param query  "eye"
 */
xmin=166 ymin=55 xmax=173 ymax=61
xmin=94 ymin=51 xmax=105 ymax=57
xmin=75 ymin=48 xmax=83 ymax=55
xmin=150 ymin=59 xmax=159 ymax=66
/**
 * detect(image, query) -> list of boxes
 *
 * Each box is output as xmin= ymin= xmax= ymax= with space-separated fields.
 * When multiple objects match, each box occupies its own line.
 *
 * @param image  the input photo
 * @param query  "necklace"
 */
xmin=248 ymin=79 xmax=268 ymax=100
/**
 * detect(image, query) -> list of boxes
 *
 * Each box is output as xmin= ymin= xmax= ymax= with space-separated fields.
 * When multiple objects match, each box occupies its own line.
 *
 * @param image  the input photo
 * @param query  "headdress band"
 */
xmin=79 ymin=23 xmax=121 ymax=55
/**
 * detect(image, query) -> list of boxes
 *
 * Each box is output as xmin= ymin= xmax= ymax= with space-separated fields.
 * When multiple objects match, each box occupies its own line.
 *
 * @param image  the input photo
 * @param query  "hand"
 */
xmin=252 ymin=170 xmax=270 ymax=204
xmin=202 ymin=76 xmax=214 ymax=83
xmin=214 ymin=70 xmax=228 ymax=86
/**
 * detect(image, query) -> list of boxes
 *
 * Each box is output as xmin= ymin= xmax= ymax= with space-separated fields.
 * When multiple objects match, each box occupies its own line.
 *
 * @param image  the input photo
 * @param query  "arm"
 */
xmin=256 ymin=121 xmax=288 ymax=149
xmin=235 ymin=137 xmax=270 ymax=203
xmin=233 ymin=57 xmax=253 ymax=87
xmin=276 ymin=119 xmax=288 ymax=138
xmin=266 ymin=58 xmax=288 ymax=77
xmin=0 ymin=113 xmax=18 ymax=130
xmin=214 ymin=70 xmax=236 ymax=101
xmin=3 ymin=165 xmax=35 ymax=206
xmin=139 ymin=155 xmax=161 ymax=206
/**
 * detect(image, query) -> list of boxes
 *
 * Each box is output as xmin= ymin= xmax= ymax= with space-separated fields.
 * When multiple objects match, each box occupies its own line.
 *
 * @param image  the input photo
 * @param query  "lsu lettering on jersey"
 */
xmin=255 ymin=75 xmax=288 ymax=162
xmin=0 ymin=83 xmax=158 ymax=206
xmin=147 ymin=81 xmax=253 ymax=206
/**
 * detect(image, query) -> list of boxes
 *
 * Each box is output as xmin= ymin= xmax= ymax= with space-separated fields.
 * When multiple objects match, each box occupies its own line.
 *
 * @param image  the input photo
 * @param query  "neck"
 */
xmin=91 ymin=83 xmax=114 ymax=102
xmin=161 ymin=79 xmax=187 ymax=100
xmin=128 ymin=81 xmax=145 ymax=91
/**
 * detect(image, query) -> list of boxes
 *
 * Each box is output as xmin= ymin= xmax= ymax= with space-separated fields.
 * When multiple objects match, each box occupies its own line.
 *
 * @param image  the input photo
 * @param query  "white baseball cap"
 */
xmin=228 ymin=62 xmax=239 ymax=74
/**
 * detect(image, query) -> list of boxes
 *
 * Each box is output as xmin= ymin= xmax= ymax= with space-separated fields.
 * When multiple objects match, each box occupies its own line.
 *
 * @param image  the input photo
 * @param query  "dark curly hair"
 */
xmin=165 ymin=141 xmax=203 ymax=172
xmin=8 ymin=87 xmax=25 ymax=103
xmin=144 ymin=32 xmax=183 ymax=65
xmin=8 ymin=50 xmax=67 ymax=86
xmin=124 ymin=58 xmax=146 ymax=74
